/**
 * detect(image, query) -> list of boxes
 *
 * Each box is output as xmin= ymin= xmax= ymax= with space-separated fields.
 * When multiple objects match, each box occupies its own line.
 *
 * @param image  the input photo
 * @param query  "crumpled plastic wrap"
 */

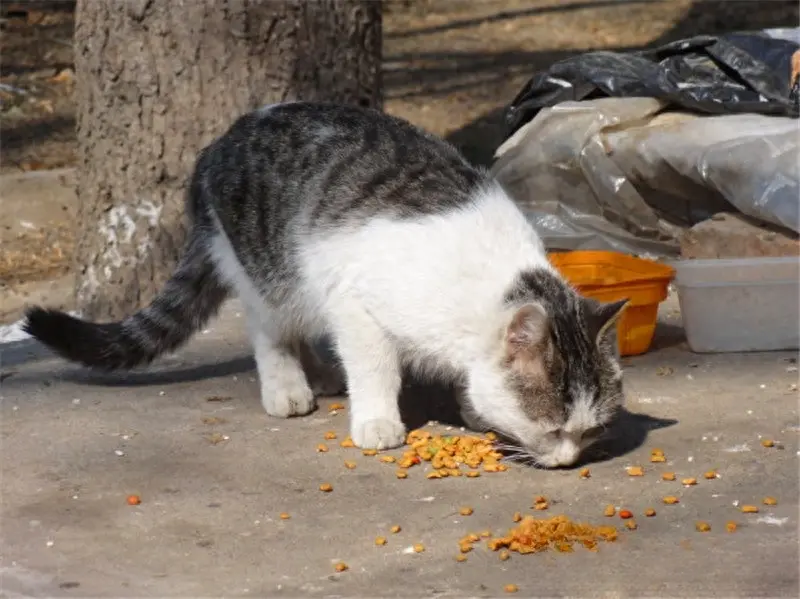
xmin=491 ymin=97 xmax=799 ymax=258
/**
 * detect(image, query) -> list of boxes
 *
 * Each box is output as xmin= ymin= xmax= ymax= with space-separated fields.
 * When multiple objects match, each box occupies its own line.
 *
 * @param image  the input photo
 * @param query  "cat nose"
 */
xmin=554 ymin=439 xmax=580 ymax=467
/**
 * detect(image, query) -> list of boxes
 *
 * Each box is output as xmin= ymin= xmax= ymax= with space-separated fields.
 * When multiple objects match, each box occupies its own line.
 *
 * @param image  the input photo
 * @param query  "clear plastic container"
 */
xmin=672 ymin=257 xmax=799 ymax=353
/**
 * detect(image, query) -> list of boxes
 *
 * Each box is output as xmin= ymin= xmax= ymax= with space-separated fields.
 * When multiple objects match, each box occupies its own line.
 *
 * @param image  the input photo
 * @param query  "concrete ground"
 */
xmin=1 ymin=297 xmax=798 ymax=598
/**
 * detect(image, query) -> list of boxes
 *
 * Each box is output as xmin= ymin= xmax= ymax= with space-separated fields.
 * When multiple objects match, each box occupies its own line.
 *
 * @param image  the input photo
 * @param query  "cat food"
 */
xmin=324 ymin=431 xmax=337 ymax=440
xmin=380 ymin=455 xmax=396 ymax=463
xmin=390 ymin=525 xmax=402 ymax=533
xmin=334 ymin=562 xmax=348 ymax=572
xmin=413 ymin=543 xmax=425 ymax=553
xmin=465 ymin=471 xmax=481 ymax=478
xmin=459 ymin=507 xmax=474 ymax=516
xmin=662 ymin=472 xmax=676 ymax=481
xmin=682 ymin=478 xmax=698 ymax=486
xmin=126 ymin=495 xmax=141 ymax=506
xmin=624 ymin=520 xmax=637 ymax=530
xmin=763 ymin=496 xmax=778 ymax=506
xmin=644 ymin=508 xmax=656 ymax=517
xmin=579 ymin=467 xmax=591 ymax=478
xmin=455 ymin=554 xmax=468 ymax=562
xmin=504 ymin=584 xmax=519 ymax=593
xmin=703 ymin=470 xmax=717 ymax=479
xmin=329 ymin=403 xmax=345 ymax=411
xmin=362 ymin=448 xmax=378 ymax=456
xmin=319 ymin=483 xmax=333 ymax=492
xmin=662 ymin=496 xmax=679 ymax=504
xmin=604 ymin=505 xmax=616 ymax=517
xmin=480 ymin=530 xmax=492 ymax=538
xmin=650 ymin=455 xmax=666 ymax=463
xmin=695 ymin=521 xmax=711 ymax=532
xmin=626 ymin=466 xmax=644 ymax=477
xmin=533 ymin=501 xmax=549 ymax=511
xmin=340 ymin=436 xmax=355 ymax=448
xmin=396 ymin=470 xmax=408 ymax=479
xmin=619 ymin=510 xmax=633 ymax=519
xmin=316 ymin=443 xmax=329 ymax=453
xmin=279 ymin=512 xmax=291 ymax=520
xmin=499 ymin=550 xmax=511 ymax=561
xmin=459 ymin=542 xmax=473 ymax=554
xmin=726 ymin=521 xmax=738 ymax=532
xmin=513 ymin=512 xmax=523 ymax=522
xmin=344 ymin=460 xmax=357 ymax=470
xmin=761 ymin=439 xmax=775 ymax=448
xmin=740 ymin=505 xmax=759 ymax=513
xmin=487 ymin=515 xmax=618 ymax=555
xmin=387 ymin=430 xmax=505 ymax=478
xmin=375 ymin=536 xmax=387 ymax=546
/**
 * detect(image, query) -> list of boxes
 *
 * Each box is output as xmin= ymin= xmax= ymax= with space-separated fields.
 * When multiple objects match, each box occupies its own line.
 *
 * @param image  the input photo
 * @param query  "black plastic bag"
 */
xmin=505 ymin=31 xmax=800 ymax=136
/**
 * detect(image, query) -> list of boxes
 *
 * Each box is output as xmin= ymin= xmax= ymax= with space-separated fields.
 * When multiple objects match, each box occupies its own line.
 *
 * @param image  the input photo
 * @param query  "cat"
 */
xmin=24 ymin=102 xmax=627 ymax=468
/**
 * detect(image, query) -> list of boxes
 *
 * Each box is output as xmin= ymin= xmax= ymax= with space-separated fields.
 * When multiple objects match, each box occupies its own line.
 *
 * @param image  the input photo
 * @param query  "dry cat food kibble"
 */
xmin=126 ymin=495 xmax=141 ymax=506
xmin=663 ymin=496 xmax=680 ymax=505
xmin=380 ymin=455 xmax=396 ymax=463
xmin=344 ymin=460 xmax=357 ymax=470
xmin=487 ymin=515 xmax=618 ymax=555
xmin=324 ymin=431 xmax=337 ymax=440
xmin=333 ymin=562 xmax=348 ymax=572
xmin=329 ymin=403 xmax=345 ymax=412
xmin=644 ymin=508 xmax=656 ymax=517
xmin=726 ymin=521 xmax=738 ymax=532
xmin=455 ymin=554 xmax=468 ymax=562
xmin=499 ymin=550 xmax=511 ymax=561
xmin=319 ymin=483 xmax=333 ymax=493
xmin=604 ymin=505 xmax=616 ymax=517
xmin=413 ymin=543 xmax=425 ymax=553
xmin=375 ymin=536 xmax=387 ymax=546
xmin=513 ymin=512 xmax=523 ymax=522
xmin=760 ymin=439 xmax=775 ymax=448
xmin=504 ymin=584 xmax=519 ymax=593
xmin=340 ymin=436 xmax=355 ymax=448
xmin=662 ymin=472 xmax=677 ymax=481
xmin=279 ymin=512 xmax=291 ymax=520
xmin=650 ymin=455 xmax=666 ymax=463
xmin=704 ymin=470 xmax=717 ymax=479
xmin=579 ymin=467 xmax=591 ymax=478
xmin=390 ymin=525 xmax=402 ymax=534
xmin=682 ymin=478 xmax=698 ymax=486
xmin=695 ymin=521 xmax=711 ymax=532
xmin=396 ymin=470 xmax=408 ymax=479
xmin=459 ymin=507 xmax=474 ymax=516
xmin=626 ymin=466 xmax=644 ymax=477
xmin=624 ymin=520 xmax=638 ymax=531
xmin=741 ymin=505 xmax=759 ymax=513
xmin=618 ymin=510 xmax=633 ymax=520
xmin=763 ymin=497 xmax=778 ymax=506
xmin=316 ymin=443 xmax=329 ymax=453
xmin=362 ymin=448 xmax=378 ymax=457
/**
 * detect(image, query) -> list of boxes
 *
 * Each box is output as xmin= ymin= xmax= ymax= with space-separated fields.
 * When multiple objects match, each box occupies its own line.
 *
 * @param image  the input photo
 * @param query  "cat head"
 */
xmin=462 ymin=269 xmax=628 ymax=468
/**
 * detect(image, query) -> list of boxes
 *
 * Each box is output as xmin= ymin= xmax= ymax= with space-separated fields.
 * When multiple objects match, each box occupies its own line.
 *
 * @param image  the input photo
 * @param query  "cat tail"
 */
xmin=23 ymin=226 xmax=230 ymax=371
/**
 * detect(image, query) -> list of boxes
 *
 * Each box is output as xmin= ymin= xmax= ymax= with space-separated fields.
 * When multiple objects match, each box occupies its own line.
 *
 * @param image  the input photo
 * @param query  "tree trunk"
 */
xmin=73 ymin=0 xmax=382 ymax=320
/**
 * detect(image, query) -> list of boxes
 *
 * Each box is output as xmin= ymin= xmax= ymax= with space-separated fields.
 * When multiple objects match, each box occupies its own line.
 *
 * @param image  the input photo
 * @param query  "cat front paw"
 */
xmin=261 ymin=382 xmax=316 ymax=418
xmin=352 ymin=418 xmax=406 ymax=450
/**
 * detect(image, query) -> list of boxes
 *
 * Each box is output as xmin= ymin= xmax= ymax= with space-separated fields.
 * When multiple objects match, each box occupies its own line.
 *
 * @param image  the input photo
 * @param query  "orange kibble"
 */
xmin=726 ymin=521 xmax=738 ymax=532
xmin=504 ymin=584 xmax=519 ymax=594
xmin=704 ymin=470 xmax=717 ymax=479
xmin=362 ymin=448 xmax=378 ymax=456
xmin=650 ymin=455 xmax=666 ymax=463
xmin=662 ymin=472 xmax=676 ymax=481
xmin=390 ymin=525 xmax=401 ymax=533
xmin=455 ymin=554 xmax=468 ymax=562
xmin=324 ymin=431 xmax=337 ymax=440
xmin=682 ymin=478 xmax=698 ymax=486
xmin=375 ymin=536 xmax=387 ymax=546
xmin=604 ymin=504 xmax=616 ymax=517
xmin=663 ymin=496 xmax=680 ymax=505
xmin=619 ymin=509 xmax=633 ymax=520
xmin=329 ymin=403 xmax=345 ymax=412
xmin=413 ymin=543 xmax=425 ymax=553
xmin=763 ymin=497 xmax=778 ymax=506
xmin=459 ymin=507 xmax=474 ymax=516
xmin=761 ymin=439 xmax=775 ymax=448
xmin=380 ymin=455 xmax=396 ymax=463
xmin=344 ymin=460 xmax=357 ymax=470
xmin=486 ymin=432 xmax=498 ymax=441
xmin=624 ymin=520 xmax=638 ymax=530
xmin=499 ymin=550 xmax=511 ymax=561
xmin=626 ymin=466 xmax=644 ymax=477
xmin=533 ymin=495 xmax=547 ymax=504
xmin=465 ymin=471 xmax=481 ymax=478
xmin=396 ymin=470 xmax=408 ymax=479
xmin=340 ymin=436 xmax=355 ymax=448
xmin=319 ymin=483 xmax=333 ymax=492
xmin=126 ymin=494 xmax=141 ymax=506
xmin=459 ymin=542 xmax=473 ymax=554
xmin=333 ymin=562 xmax=348 ymax=572
xmin=741 ymin=505 xmax=759 ymax=513
xmin=316 ymin=443 xmax=329 ymax=453
xmin=512 ymin=511 xmax=523 ymax=522
xmin=695 ymin=521 xmax=711 ymax=532
xmin=650 ymin=448 xmax=665 ymax=456
xmin=279 ymin=512 xmax=291 ymax=520
xmin=533 ymin=502 xmax=549 ymax=511
xmin=579 ymin=467 xmax=590 ymax=478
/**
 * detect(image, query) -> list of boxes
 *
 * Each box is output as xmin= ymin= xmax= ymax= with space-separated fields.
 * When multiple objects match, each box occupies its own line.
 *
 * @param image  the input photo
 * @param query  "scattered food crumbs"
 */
xmin=488 ymin=515 xmax=617 ymax=555
xmin=480 ymin=530 xmax=492 ymax=538
xmin=533 ymin=497 xmax=549 ymax=511
xmin=604 ymin=505 xmax=616 ymax=517
xmin=726 ymin=521 xmax=738 ymax=532
xmin=340 ymin=436 xmax=355 ymax=448
xmin=662 ymin=472 xmax=676 ymax=481
xmin=126 ymin=495 xmax=141 ymax=506
xmin=704 ymin=470 xmax=717 ymax=479
xmin=362 ymin=448 xmax=378 ymax=456
xmin=279 ymin=512 xmax=290 ymax=520
xmin=413 ymin=543 xmax=425 ymax=553
xmin=201 ymin=416 xmax=226 ymax=425
xmin=763 ymin=497 xmax=778 ymax=506
xmin=396 ymin=470 xmax=408 ymax=479
xmin=624 ymin=520 xmax=638 ymax=530
xmin=513 ymin=512 xmax=523 ymax=522
xmin=579 ymin=467 xmax=590 ymax=478
xmin=390 ymin=525 xmax=401 ymax=533
xmin=344 ymin=461 xmax=357 ymax=470
xmin=504 ymin=584 xmax=519 ymax=594
xmin=334 ymin=562 xmax=348 ymax=572
xmin=459 ymin=507 xmax=474 ymax=516
xmin=324 ymin=431 xmax=337 ymax=440
xmin=663 ymin=496 xmax=680 ymax=505
xmin=319 ymin=483 xmax=333 ymax=493
xmin=619 ymin=510 xmax=633 ymax=520
xmin=205 ymin=433 xmax=229 ymax=445
xmin=459 ymin=542 xmax=473 ymax=554
xmin=375 ymin=536 xmax=387 ymax=546
xmin=499 ymin=550 xmax=511 ymax=561
xmin=316 ymin=444 xmax=329 ymax=453
xmin=486 ymin=432 xmax=498 ymax=441
xmin=682 ymin=478 xmax=698 ymax=486
xmin=626 ymin=466 xmax=644 ymax=477
xmin=761 ymin=439 xmax=775 ymax=448
xmin=644 ymin=508 xmax=656 ymax=517
xmin=455 ymin=554 xmax=468 ymax=562
xmin=741 ymin=505 xmax=759 ymax=513
xmin=329 ymin=403 xmax=345 ymax=412
xmin=695 ymin=521 xmax=711 ymax=532
xmin=650 ymin=455 xmax=666 ymax=463
xmin=380 ymin=455 xmax=396 ymax=463
xmin=650 ymin=448 xmax=665 ymax=457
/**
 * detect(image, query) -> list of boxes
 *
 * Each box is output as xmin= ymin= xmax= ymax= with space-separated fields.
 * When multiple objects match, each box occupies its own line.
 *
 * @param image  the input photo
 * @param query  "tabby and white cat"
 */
xmin=24 ymin=102 xmax=627 ymax=467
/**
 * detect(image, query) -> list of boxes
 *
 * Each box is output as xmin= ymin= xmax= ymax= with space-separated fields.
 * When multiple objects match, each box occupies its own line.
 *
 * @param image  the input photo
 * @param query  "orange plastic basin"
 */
xmin=548 ymin=250 xmax=675 ymax=356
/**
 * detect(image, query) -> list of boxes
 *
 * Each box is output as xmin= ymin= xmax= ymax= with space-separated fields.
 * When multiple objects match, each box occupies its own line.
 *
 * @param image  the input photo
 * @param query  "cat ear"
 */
xmin=585 ymin=298 xmax=628 ymax=346
xmin=506 ymin=302 xmax=550 ymax=354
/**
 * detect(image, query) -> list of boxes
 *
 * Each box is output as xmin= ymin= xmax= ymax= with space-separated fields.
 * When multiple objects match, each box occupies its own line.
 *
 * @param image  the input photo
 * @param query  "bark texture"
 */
xmin=73 ymin=0 xmax=382 ymax=320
